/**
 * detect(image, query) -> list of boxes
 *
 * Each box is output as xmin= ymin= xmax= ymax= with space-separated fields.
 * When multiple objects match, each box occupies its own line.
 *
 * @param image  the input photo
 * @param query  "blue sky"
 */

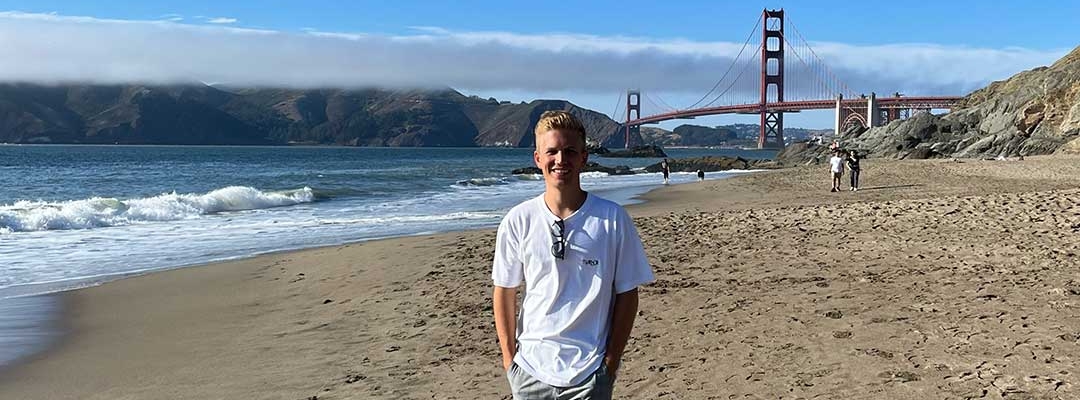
xmin=0 ymin=1 xmax=1074 ymax=129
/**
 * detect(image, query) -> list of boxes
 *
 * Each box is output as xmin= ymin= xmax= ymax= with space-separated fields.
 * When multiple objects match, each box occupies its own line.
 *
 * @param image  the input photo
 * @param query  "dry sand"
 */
xmin=2 ymin=155 xmax=1080 ymax=399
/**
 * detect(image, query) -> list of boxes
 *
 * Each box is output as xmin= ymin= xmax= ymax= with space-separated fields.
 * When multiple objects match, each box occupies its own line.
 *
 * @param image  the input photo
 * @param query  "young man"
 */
xmin=492 ymin=111 xmax=655 ymax=399
xmin=829 ymin=150 xmax=845 ymax=192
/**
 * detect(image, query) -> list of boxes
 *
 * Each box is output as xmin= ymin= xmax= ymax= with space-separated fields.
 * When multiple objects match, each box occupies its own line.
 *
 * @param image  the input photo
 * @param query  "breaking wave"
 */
xmin=0 ymin=186 xmax=315 ymax=232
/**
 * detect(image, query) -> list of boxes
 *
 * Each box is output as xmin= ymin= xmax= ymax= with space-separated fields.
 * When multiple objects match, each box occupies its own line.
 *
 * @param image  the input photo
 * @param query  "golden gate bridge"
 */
xmin=617 ymin=9 xmax=963 ymax=149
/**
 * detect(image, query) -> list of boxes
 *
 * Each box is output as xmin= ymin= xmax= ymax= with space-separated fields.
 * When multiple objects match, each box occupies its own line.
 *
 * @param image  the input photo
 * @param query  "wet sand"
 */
xmin=2 ymin=155 xmax=1080 ymax=399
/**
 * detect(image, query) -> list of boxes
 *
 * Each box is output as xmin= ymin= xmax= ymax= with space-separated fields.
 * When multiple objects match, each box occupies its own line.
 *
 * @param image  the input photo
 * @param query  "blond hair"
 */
xmin=534 ymin=110 xmax=587 ymax=147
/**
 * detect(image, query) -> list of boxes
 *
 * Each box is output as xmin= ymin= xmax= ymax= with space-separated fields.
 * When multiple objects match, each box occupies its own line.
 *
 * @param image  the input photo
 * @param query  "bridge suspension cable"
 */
xmin=640 ymin=92 xmax=673 ymax=116
xmin=683 ymin=12 xmax=764 ymax=110
xmin=701 ymin=40 xmax=764 ymax=108
xmin=695 ymin=15 xmax=780 ymax=108
xmin=775 ymin=17 xmax=864 ymax=121
xmin=609 ymin=91 xmax=624 ymax=121
xmin=645 ymin=91 xmax=678 ymax=113
xmin=781 ymin=16 xmax=859 ymax=100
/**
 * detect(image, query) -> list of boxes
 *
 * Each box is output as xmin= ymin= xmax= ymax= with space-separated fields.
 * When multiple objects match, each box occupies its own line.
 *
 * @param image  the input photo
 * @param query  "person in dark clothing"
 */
xmin=846 ymin=150 xmax=861 ymax=191
xmin=661 ymin=159 xmax=670 ymax=184
xmin=696 ymin=169 xmax=704 ymax=181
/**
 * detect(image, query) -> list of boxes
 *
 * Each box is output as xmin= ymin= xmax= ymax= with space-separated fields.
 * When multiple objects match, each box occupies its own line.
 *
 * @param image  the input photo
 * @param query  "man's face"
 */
xmin=534 ymin=129 xmax=588 ymax=190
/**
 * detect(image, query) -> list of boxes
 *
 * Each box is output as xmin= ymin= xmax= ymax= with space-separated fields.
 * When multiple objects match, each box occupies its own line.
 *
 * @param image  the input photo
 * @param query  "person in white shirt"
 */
xmin=829 ymin=150 xmax=845 ymax=192
xmin=492 ymin=110 xmax=655 ymax=399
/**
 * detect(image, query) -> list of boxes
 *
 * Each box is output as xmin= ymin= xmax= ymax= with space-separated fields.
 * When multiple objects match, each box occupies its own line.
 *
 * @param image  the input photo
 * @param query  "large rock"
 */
xmin=643 ymin=156 xmax=781 ymax=173
xmin=601 ymin=145 xmax=668 ymax=158
xmin=512 ymin=162 xmax=635 ymax=176
xmin=586 ymin=143 xmax=611 ymax=155
xmin=838 ymin=45 xmax=1080 ymax=159
xmin=775 ymin=141 xmax=832 ymax=165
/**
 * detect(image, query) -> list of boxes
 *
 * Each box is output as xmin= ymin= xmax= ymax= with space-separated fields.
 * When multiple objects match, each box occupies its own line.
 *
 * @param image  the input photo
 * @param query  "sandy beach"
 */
xmin=3 ymin=155 xmax=1080 ymax=399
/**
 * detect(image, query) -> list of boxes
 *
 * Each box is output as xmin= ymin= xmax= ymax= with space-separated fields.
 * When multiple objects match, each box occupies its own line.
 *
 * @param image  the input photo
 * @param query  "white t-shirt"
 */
xmin=830 ymin=156 xmax=845 ymax=173
xmin=492 ymin=193 xmax=654 ymax=386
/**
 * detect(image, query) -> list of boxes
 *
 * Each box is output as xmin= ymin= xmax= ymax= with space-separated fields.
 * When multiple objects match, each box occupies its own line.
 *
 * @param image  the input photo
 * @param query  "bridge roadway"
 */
xmin=627 ymin=96 xmax=964 ymax=126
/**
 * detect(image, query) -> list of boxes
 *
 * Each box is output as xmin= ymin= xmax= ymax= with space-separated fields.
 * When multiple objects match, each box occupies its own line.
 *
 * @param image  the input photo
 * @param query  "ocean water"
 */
xmin=0 ymin=144 xmax=775 ymax=367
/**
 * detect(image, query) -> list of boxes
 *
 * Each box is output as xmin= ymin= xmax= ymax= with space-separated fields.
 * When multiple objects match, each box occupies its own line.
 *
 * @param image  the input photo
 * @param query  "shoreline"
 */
xmin=3 ymin=155 xmax=1080 ymax=398
xmin=0 ymin=171 xmax=722 ymax=373
xmin=1 ymin=168 xmax=733 ymax=301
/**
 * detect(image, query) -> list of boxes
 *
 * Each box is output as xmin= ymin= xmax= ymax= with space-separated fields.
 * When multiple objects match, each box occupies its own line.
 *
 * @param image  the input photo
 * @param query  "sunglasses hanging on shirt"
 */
xmin=550 ymin=219 xmax=565 ymax=260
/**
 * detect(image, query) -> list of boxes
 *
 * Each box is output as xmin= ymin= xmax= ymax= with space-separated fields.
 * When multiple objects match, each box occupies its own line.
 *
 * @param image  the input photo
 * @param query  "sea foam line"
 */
xmin=0 ymin=186 xmax=314 ymax=232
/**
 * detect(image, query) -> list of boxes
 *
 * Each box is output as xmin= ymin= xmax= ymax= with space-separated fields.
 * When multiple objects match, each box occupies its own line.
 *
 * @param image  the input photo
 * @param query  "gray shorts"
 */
xmin=506 ymin=362 xmax=614 ymax=400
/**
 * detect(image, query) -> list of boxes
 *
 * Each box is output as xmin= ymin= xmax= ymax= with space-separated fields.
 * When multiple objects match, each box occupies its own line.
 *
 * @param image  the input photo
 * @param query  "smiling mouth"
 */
xmin=551 ymin=168 xmax=572 ymax=175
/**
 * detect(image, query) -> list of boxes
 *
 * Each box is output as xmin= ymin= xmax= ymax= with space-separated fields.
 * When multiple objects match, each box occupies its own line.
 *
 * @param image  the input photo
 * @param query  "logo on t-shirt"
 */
xmin=582 ymin=259 xmax=599 ymax=266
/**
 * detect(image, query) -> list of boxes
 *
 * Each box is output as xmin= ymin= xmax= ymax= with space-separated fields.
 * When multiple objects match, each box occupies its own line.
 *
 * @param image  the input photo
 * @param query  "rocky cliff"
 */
xmin=836 ymin=45 xmax=1080 ymax=159
xmin=0 ymin=84 xmax=635 ymax=147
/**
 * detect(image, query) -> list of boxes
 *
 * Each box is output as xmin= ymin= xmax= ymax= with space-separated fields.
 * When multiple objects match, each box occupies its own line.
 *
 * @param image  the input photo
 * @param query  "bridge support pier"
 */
xmin=758 ymin=9 xmax=786 ymax=149
xmin=866 ymin=92 xmax=881 ymax=128
xmin=759 ymin=111 xmax=783 ymax=149
xmin=834 ymin=94 xmax=845 ymax=137
xmin=625 ymin=90 xmax=640 ymax=149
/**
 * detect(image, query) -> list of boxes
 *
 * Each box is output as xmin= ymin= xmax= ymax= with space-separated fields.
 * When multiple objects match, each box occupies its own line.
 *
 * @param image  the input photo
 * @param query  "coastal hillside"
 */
xmin=0 ymin=84 xmax=633 ymax=147
xmin=839 ymin=45 xmax=1080 ymax=159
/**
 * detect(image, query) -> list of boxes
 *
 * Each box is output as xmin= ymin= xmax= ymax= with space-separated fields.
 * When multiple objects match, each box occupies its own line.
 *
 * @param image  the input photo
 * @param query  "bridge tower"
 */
xmin=758 ymin=9 xmax=785 ymax=149
xmin=625 ymin=90 xmax=640 ymax=149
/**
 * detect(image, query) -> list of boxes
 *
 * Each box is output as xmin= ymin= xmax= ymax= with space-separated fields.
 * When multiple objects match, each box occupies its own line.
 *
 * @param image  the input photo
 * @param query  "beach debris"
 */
xmin=344 ymin=374 xmax=367 ymax=384
xmin=878 ymin=370 xmax=919 ymax=382
xmin=833 ymin=330 xmax=852 ymax=339
xmin=862 ymin=348 xmax=895 ymax=359
xmin=825 ymin=310 xmax=843 ymax=319
xmin=322 ymin=299 xmax=333 ymax=304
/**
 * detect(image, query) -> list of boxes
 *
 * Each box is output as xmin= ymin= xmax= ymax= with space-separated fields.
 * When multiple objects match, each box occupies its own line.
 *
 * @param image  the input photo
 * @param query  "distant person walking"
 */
xmin=846 ymin=150 xmax=861 ymax=191
xmin=696 ymin=169 xmax=704 ymax=181
xmin=661 ymin=159 xmax=670 ymax=184
xmin=829 ymin=150 xmax=845 ymax=192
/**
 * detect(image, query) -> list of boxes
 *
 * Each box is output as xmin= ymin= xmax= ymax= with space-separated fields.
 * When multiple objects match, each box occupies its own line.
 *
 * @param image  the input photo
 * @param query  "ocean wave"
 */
xmin=454 ymin=177 xmax=511 ymax=187
xmin=0 ymin=186 xmax=315 ymax=232
xmin=579 ymin=171 xmax=610 ymax=179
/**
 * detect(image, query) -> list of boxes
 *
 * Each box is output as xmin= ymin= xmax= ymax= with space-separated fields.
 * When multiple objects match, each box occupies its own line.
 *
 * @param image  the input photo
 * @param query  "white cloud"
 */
xmin=205 ymin=17 xmax=237 ymax=24
xmin=0 ymin=11 xmax=1067 ymax=109
xmin=159 ymin=14 xmax=183 ymax=22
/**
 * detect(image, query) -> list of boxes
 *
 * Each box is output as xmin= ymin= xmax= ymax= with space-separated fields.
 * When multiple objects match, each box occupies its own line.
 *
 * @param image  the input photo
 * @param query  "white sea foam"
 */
xmin=454 ymin=177 xmax=510 ymax=187
xmin=0 ymin=186 xmax=315 ymax=232
xmin=318 ymin=211 xmax=503 ymax=225
xmin=579 ymin=171 xmax=610 ymax=179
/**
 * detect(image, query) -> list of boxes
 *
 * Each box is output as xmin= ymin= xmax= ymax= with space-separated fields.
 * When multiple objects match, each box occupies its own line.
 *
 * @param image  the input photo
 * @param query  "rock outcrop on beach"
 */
xmin=643 ymin=156 xmax=781 ymax=173
xmin=839 ymin=45 xmax=1080 ymax=159
xmin=0 ymin=83 xmax=640 ymax=147
xmin=586 ymin=143 xmax=611 ymax=155
xmin=774 ymin=141 xmax=833 ymax=165
xmin=511 ymin=161 xmax=634 ymax=176
xmin=601 ymin=144 xmax=668 ymax=158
